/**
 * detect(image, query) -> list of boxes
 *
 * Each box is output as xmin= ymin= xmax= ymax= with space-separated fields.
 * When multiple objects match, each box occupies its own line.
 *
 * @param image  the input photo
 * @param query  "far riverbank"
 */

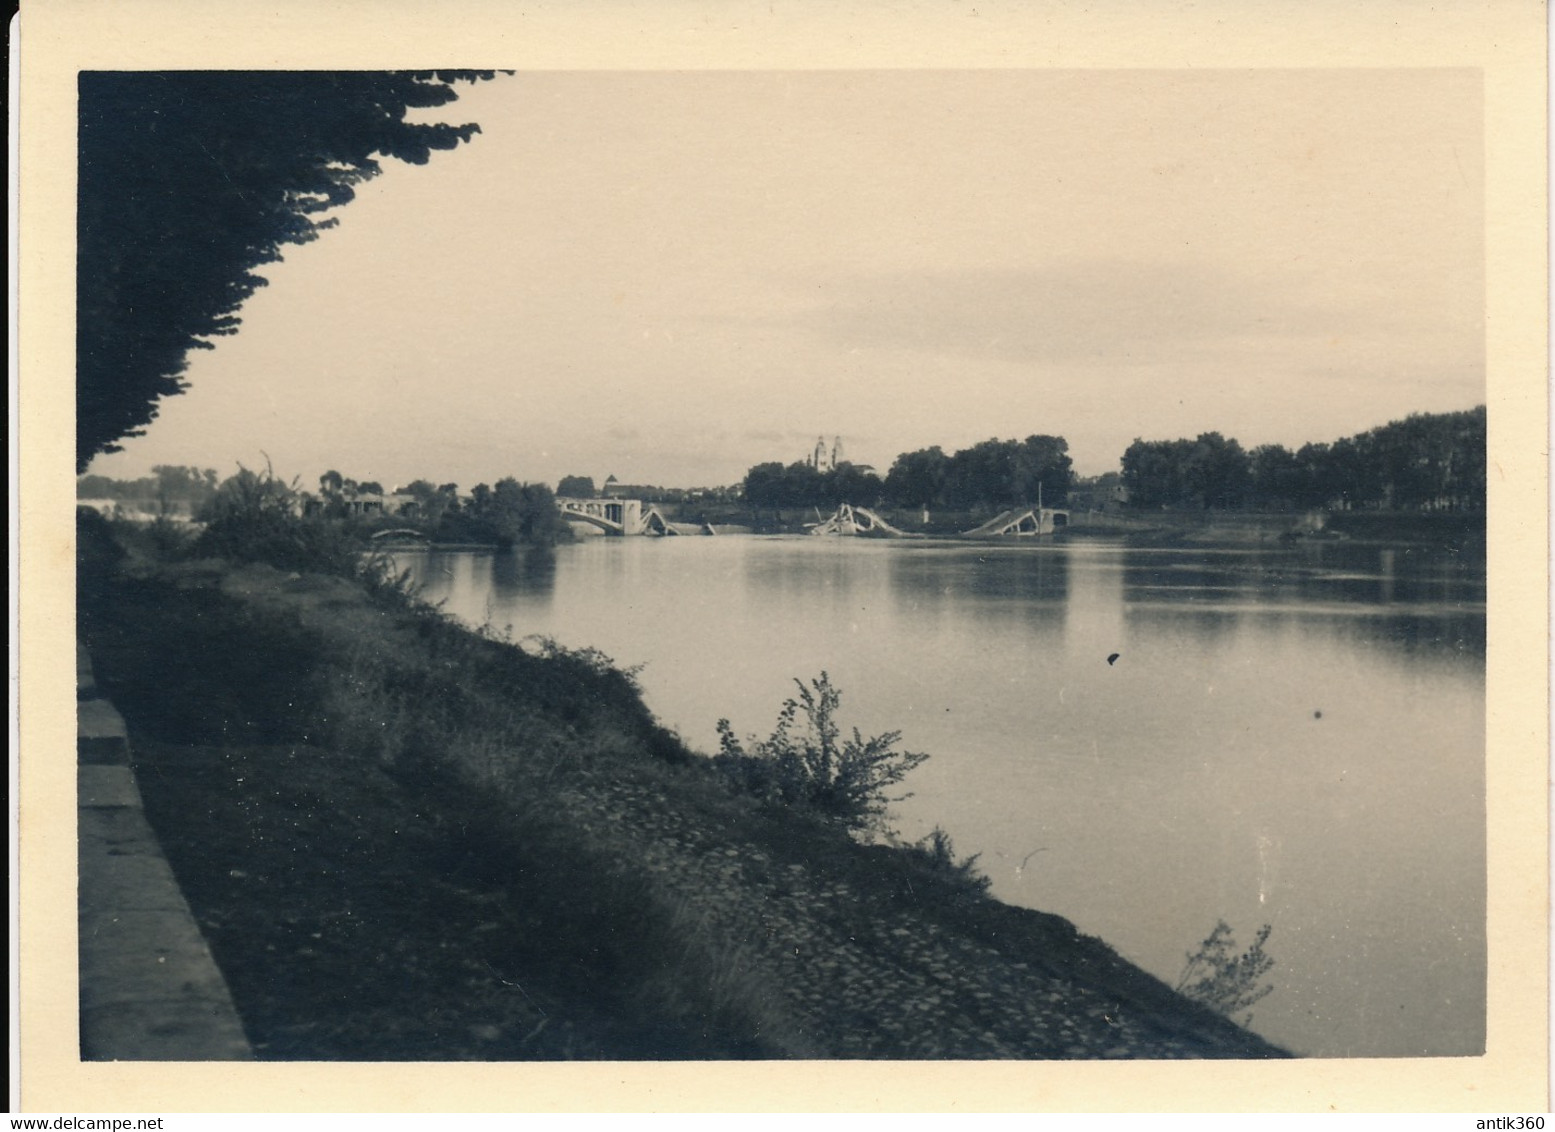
xmin=649 ymin=502 xmax=1484 ymax=551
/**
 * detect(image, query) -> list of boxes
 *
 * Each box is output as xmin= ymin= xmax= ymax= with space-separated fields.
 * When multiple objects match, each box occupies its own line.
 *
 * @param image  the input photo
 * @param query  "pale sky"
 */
xmin=87 ymin=69 xmax=1484 ymax=490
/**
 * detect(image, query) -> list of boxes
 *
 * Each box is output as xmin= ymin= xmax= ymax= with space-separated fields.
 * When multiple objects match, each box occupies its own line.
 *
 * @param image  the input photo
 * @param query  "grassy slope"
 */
xmin=78 ymin=527 xmax=1289 ymax=1061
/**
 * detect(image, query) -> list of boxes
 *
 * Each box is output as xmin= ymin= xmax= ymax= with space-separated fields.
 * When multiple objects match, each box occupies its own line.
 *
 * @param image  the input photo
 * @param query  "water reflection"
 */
xmin=888 ymin=544 xmax=1069 ymax=631
xmin=1118 ymin=543 xmax=1485 ymax=660
xmin=491 ymin=546 xmax=557 ymax=599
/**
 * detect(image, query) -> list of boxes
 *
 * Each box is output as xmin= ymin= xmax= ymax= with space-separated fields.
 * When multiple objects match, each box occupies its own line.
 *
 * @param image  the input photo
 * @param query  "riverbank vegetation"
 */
xmin=83 ymin=463 xmax=573 ymax=554
xmin=1121 ymin=407 xmax=1485 ymax=513
xmin=80 ymin=405 xmax=1484 ymax=552
xmin=317 ymin=471 xmax=571 ymax=548
xmin=1175 ymin=922 xmax=1277 ymax=1028
xmin=740 ymin=434 xmax=1074 ymax=513
xmin=77 ymin=506 xmax=1288 ymax=1059
xmin=713 ymin=673 xmax=930 ymax=835
xmin=729 ymin=407 xmax=1485 ymax=520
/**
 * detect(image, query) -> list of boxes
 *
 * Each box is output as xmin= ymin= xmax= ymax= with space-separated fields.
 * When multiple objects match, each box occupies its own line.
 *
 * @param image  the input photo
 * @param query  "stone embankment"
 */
xmin=77 ymin=643 xmax=252 ymax=1060
xmin=532 ymin=773 xmax=1281 ymax=1059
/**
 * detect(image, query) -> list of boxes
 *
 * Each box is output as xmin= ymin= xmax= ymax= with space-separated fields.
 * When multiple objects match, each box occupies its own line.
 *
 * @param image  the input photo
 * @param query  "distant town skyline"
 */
xmin=86 ymin=69 xmax=1483 ymax=492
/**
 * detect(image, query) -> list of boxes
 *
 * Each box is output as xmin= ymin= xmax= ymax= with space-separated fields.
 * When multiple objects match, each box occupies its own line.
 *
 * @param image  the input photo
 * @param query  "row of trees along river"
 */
xmin=738 ymin=406 xmax=1485 ymax=514
xmin=79 ymin=405 xmax=1487 ymax=549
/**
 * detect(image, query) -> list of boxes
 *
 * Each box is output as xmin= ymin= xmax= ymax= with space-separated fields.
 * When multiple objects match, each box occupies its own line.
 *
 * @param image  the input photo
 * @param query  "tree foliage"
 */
xmin=741 ymin=461 xmax=885 ymax=509
xmin=78 ymin=464 xmax=218 ymax=511
xmin=1121 ymin=408 xmax=1485 ymax=512
xmin=443 ymin=477 xmax=568 ymax=548
xmin=882 ymin=446 xmax=949 ymax=510
xmin=876 ymin=435 xmax=1074 ymax=512
xmin=937 ymin=435 xmax=1073 ymax=510
xmin=77 ymin=70 xmax=500 ymax=469
xmin=741 ymin=434 xmax=1073 ymax=513
xmin=1120 ymin=434 xmax=1250 ymax=510
xmin=193 ymin=464 xmax=363 ymax=575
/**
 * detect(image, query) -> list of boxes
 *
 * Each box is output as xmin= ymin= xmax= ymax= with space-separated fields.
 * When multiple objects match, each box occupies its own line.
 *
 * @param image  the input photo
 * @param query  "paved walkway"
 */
xmin=77 ymin=643 xmax=252 ymax=1060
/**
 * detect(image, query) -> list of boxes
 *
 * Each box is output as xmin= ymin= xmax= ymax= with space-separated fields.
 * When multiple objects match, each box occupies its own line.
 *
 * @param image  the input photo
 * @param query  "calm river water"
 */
xmin=395 ymin=533 xmax=1485 ymax=1059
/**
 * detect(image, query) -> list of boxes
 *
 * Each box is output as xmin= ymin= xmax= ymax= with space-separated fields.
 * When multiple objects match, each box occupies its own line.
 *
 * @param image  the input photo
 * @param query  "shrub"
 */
xmin=905 ymin=826 xmax=992 ymax=897
xmin=194 ymin=463 xmax=363 ymax=575
xmin=144 ymin=514 xmax=196 ymax=557
xmin=523 ymin=635 xmax=645 ymax=693
xmin=714 ymin=672 xmax=929 ymax=834
xmin=1174 ymin=920 xmax=1275 ymax=1025
xmin=895 ymin=827 xmax=988 ymax=895
xmin=76 ymin=507 xmax=127 ymax=592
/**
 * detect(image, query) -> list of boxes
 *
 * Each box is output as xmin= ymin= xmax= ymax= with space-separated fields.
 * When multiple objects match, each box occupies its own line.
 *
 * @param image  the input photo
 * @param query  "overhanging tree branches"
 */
xmin=77 ymin=70 xmax=499 ymax=469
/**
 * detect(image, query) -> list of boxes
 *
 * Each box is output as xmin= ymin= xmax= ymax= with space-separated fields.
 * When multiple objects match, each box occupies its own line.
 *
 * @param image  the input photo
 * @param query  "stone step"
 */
xmin=77 ymin=698 xmax=129 ymax=765
xmin=77 ymin=641 xmax=97 ymax=700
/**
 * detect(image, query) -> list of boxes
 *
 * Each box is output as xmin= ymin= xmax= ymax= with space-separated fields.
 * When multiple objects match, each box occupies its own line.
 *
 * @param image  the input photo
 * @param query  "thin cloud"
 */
xmin=783 ymin=259 xmax=1459 ymax=369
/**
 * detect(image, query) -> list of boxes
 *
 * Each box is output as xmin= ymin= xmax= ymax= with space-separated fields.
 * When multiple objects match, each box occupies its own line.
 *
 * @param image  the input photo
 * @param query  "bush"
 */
xmin=77 ymin=507 xmax=127 ymax=592
xmin=194 ymin=464 xmax=363 ymax=575
xmin=714 ymin=672 xmax=929 ymax=834
xmin=905 ymin=826 xmax=992 ymax=897
xmin=144 ymin=514 xmax=196 ymax=558
xmin=1175 ymin=920 xmax=1275 ymax=1025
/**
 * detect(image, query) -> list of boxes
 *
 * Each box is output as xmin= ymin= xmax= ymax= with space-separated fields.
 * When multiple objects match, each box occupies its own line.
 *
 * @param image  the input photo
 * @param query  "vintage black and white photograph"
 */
xmin=20 ymin=0 xmax=1549 ymax=1115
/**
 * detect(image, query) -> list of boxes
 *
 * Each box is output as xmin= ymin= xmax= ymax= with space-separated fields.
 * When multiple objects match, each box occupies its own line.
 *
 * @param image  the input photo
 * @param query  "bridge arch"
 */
xmin=556 ymin=497 xmax=634 ymax=535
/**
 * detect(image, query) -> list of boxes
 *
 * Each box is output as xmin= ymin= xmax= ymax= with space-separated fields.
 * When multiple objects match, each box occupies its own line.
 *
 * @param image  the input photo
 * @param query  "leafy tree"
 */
xmin=400 ymin=478 xmax=453 ymax=527
xmin=936 ymin=436 xmax=1072 ymax=511
xmin=77 ymin=473 xmax=133 ymax=500
xmin=740 ymin=460 xmax=883 ymax=509
xmin=1124 ymin=434 xmax=1249 ymax=509
xmin=1121 ymin=437 xmax=1192 ymax=508
xmin=77 ymin=70 xmax=500 ymax=469
xmin=942 ymin=438 xmax=1018 ymax=509
xmin=781 ymin=462 xmax=827 ymax=507
xmin=1247 ymin=445 xmax=1302 ymax=510
xmin=824 ymin=462 xmax=885 ymax=506
xmin=1012 ymin=434 xmax=1074 ymax=507
xmin=1123 ymin=407 xmax=1484 ymax=513
xmin=446 ymin=477 xmax=565 ymax=547
xmin=1292 ymin=442 xmax=1334 ymax=510
xmin=1319 ymin=436 xmax=1369 ymax=509
xmin=1359 ymin=406 xmax=1486 ymax=510
xmin=883 ymin=446 xmax=949 ymax=511
xmin=556 ymin=475 xmax=597 ymax=499
xmin=741 ymin=462 xmax=786 ymax=507
xmin=150 ymin=464 xmax=219 ymax=514
xmin=1183 ymin=432 xmax=1250 ymax=509
xmin=488 ymin=477 xmax=562 ymax=547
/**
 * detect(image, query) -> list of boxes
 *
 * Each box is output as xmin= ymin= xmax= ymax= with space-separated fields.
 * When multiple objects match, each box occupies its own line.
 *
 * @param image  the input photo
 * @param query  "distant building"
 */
xmin=302 ymin=490 xmax=417 ymax=518
xmin=807 ymin=435 xmax=845 ymax=472
xmin=1068 ymin=480 xmax=1130 ymax=512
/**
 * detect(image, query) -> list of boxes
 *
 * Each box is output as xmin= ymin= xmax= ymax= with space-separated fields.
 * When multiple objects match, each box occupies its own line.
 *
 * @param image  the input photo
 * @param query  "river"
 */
xmin=394 ymin=532 xmax=1485 ymax=1059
